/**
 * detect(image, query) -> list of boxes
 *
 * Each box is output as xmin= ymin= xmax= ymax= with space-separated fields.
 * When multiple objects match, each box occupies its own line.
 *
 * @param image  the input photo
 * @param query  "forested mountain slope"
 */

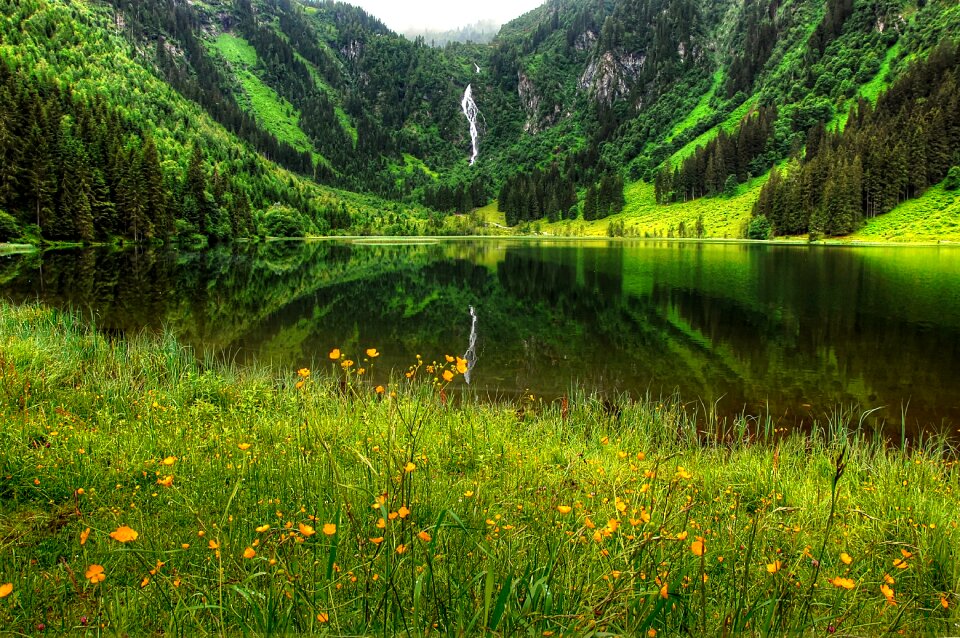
xmin=0 ymin=0 xmax=425 ymax=245
xmin=0 ymin=0 xmax=958 ymax=243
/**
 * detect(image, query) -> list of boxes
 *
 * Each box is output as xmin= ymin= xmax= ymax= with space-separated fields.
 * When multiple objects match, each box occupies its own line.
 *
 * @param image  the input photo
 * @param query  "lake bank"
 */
xmin=4 ymin=229 xmax=960 ymax=254
xmin=0 ymin=301 xmax=956 ymax=634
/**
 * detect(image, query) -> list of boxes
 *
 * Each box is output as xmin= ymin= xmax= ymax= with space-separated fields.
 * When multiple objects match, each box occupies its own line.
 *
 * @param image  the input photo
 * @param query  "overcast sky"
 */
xmin=343 ymin=0 xmax=546 ymax=33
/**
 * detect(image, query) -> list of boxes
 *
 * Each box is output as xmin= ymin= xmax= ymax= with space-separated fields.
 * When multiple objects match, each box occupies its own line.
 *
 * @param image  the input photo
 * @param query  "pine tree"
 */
xmin=117 ymin=146 xmax=150 ymax=241
xmin=186 ymin=144 xmax=209 ymax=234
xmin=56 ymin=119 xmax=95 ymax=241
xmin=0 ymin=97 xmax=20 ymax=211
xmin=583 ymin=185 xmax=598 ymax=221
xmin=142 ymin=135 xmax=170 ymax=238
xmin=90 ymin=168 xmax=116 ymax=238
xmin=25 ymin=122 xmax=57 ymax=233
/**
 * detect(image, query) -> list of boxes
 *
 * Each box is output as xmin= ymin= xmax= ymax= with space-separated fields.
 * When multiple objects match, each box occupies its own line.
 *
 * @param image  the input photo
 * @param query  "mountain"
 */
xmin=404 ymin=21 xmax=502 ymax=47
xmin=0 ymin=0 xmax=958 ymax=244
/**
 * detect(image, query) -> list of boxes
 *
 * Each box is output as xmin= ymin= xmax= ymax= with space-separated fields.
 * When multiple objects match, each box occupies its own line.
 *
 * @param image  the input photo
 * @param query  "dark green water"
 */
xmin=2 ymin=239 xmax=959 ymax=433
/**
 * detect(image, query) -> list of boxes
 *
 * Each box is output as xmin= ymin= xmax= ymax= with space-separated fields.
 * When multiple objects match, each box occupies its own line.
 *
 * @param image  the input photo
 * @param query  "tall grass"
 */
xmin=0 ymin=302 xmax=956 ymax=635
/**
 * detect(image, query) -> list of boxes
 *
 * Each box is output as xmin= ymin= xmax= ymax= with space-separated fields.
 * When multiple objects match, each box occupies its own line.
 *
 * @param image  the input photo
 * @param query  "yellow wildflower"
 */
xmin=829 ymin=576 xmax=855 ymax=590
xmin=84 ymin=565 xmax=105 ymax=584
xmin=109 ymin=525 xmax=138 ymax=543
xmin=881 ymin=584 xmax=896 ymax=605
xmin=691 ymin=538 xmax=705 ymax=557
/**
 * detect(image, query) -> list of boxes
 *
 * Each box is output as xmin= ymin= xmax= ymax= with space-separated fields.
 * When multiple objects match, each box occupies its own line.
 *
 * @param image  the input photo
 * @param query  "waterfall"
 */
xmin=463 ymin=306 xmax=478 ymax=384
xmin=461 ymin=84 xmax=480 ymax=165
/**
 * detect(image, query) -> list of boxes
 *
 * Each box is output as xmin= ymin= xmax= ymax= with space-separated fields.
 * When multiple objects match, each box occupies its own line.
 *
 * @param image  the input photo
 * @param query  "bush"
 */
xmin=746 ymin=215 xmax=772 ymax=240
xmin=0 ymin=210 xmax=21 ymax=242
xmin=945 ymin=166 xmax=960 ymax=191
xmin=260 ymin=204 xmax=316 ymax=238
xmin=723 ymin=174 xmax=738 ymax=198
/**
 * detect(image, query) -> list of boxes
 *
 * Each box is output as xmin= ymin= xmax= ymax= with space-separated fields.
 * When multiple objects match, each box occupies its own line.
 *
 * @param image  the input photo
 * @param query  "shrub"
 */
xmin=746 ymin=214 xmax=772 ymax=240
xmin=723 ymin=174 xmax=739 ymax=198
xmin=260 ymin=204 xmax=316 ymax=237
xmin=945 ymin=166 xmax=960 ymax=191
xmin=0 ymin=210 xmax=21 ymax=242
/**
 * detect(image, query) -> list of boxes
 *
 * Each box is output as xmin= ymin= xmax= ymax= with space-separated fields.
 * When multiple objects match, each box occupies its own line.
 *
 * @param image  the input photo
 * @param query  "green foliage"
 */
xmin=723 ymin=174 xmax=739 ymax=197
xmin=746 ymin=214 xmax=772 ymax=240
xmin=260 ymin=204 xmax=320 ymax=237
xmin=0 ymin=210 xmax=20 ymax=242
xmin=945 ymin=166 xmax=960 ymax=191
xmin=655 ymin=106 xmax=777 ymax=204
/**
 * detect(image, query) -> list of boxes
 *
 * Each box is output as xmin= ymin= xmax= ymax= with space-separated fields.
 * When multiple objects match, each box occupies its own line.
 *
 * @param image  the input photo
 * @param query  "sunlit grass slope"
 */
xmin=0 ymin=303 xmax=957 ymax=634
xmin=211 ymin=33 xmax=316 ymax=156
xmin=851 ymin=185 xmax=960 ymax=243
xmin=539 ymin=179 xmax=763 ymax=238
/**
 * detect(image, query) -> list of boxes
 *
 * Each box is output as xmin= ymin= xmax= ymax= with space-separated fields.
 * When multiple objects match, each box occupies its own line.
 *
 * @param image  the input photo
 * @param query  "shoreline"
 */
xmin=4 ymin=235 xmax=957 ymax=251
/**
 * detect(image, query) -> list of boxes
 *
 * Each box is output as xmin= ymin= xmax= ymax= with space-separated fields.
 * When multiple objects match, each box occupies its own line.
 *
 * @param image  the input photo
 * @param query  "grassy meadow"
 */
xmin=0 ymin=302 xmax=958 ymax=635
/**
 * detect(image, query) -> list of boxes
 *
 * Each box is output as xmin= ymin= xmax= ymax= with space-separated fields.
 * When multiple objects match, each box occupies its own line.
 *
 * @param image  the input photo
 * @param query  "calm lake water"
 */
xmin=2 ymin=239 xmax=959 ymax=433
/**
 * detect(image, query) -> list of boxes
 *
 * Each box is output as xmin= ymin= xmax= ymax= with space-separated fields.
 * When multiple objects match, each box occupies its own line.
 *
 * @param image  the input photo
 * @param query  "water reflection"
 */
xmin=1 ymin=240 xmax=958 ymax=433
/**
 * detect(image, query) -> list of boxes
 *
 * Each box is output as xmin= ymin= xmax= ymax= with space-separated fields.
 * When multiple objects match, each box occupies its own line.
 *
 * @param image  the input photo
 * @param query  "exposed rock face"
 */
xmin=341 ymin=40 xmax=362 ymax=61
xmin=517 ymin=72 xmax=563 ymax=134
xmin=578 ymin=50 xmax=646 ymax=105
xmin=574 ymin=30 xmax=597 ymax=52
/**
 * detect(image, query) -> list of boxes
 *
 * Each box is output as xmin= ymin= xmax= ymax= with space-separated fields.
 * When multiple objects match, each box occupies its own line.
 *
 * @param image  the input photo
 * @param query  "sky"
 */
xmin=343 ymin=0 xmax=546 ymax=33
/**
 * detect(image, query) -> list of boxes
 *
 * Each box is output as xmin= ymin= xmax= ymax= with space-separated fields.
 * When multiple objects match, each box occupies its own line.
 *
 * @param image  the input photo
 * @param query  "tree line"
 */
xmin=422 ymin=178 xmax=490 ymax=215
xmin=498 ymin=165 xmax=578 ymax=226
xmin=497 ymin=164 xmax=626 ymax=226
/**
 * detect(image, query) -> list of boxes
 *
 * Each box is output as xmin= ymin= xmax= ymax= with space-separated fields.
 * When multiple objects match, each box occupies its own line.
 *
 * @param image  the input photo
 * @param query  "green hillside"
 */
xmin=0 ymin=0 xmax=958 ymax=244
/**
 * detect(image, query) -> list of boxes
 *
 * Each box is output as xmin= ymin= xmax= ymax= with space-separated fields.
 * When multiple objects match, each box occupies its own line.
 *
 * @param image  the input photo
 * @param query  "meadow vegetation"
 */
xmin=0 ymin=303 xmax=957 ymax=635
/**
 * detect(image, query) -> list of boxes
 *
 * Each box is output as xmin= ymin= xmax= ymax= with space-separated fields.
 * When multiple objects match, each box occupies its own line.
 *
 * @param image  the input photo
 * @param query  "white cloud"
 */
xmin=341 ymin=0 xmax=546 ymax=32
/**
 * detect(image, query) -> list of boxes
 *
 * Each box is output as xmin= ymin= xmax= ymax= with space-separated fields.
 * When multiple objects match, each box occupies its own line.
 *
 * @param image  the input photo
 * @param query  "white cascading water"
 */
xmin=463 ymin=306 xmax=478 ymax=384
xmin=461 ymin=84 xmax=480 ymax=165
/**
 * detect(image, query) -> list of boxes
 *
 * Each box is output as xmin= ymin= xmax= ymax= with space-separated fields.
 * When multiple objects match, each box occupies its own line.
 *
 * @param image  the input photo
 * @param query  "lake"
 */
xmin=2 ymin=239 xmax=959 ymax=435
